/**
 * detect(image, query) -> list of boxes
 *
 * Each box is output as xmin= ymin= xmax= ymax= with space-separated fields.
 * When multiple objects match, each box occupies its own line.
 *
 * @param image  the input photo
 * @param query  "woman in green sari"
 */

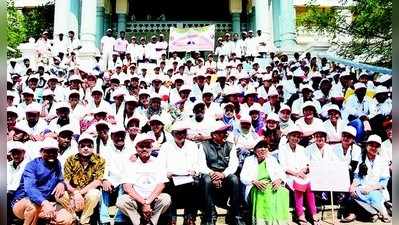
xmin=240 ymin=140 xmax=290 ymax=225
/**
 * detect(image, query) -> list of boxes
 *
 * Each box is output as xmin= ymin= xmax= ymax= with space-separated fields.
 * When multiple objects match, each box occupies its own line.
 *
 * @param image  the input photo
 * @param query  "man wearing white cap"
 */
xmin=322 ymin=104 xmax=346 ymax=144
xmin=369 ymin=85 xmax=392 ymax=119
xmin=16 ymin=87 xmax=36 ymax=115
xmin=56 ymin=125 xmax=79 ymax=168
xmin=155 ymin=34 xmax=168 ymax=60
xmin=116 ymin=133 xmax=171 ymax=225
xmin=12 ymin=138 xmax=75 ymax=225
xmin=157 ymin=120 xmax=201 ymax=224
xmin=198 ymin=121 xmax=244 ymax=225
xmin=7 ymin=141 xmax=29 ymax=225
xmin=145 ymin=35 xmax=158 ymax=63
xmin=202 ymin=87 xmax=223 ymax=120
xmin=101 ymin=29 xmax=116 ymax=70
xmin=67 ymin=90 xmax=87 ymax=121
xmin=99 ymin=125 xmax=133 ymax=224
xmin=343 ymin=82 xmax=372 ymax=121
xmin=48 ymin=102 xmax=80 ymax=134
xmin=87 ymin=86 xmax=112 ymax=116
xmin=62 ymin=133 xmax=105 ymax=225
xmin=291 ymin=84 xmax=322 ymax=119
xmin=185 ymin=101 xmax=214 ymax=143
xmin=20 ymin=102 xmax=48 ymax=138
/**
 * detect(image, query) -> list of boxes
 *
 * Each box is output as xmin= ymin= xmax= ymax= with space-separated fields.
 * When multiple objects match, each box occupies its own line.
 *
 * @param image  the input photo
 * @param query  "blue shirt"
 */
xmin=12 ymin=157 xmax=64 ymax=206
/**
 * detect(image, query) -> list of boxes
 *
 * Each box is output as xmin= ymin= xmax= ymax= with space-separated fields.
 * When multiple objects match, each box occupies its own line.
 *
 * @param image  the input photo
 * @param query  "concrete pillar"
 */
xmin=229 ymin=0 xmax=242 ymax=34
xmin=272 ymin=0 xmax=281 ymax=48
xmin=116 ymin=0 xmax=128 ymax=33
xmin=279 ymin=0 xmax=297 ymax=51
xmin=255 ymin=0 xmax=273 ymax=45
xmin=250 ymin=7 xmax=256 ymax=31
xmin=67 ymin=0 xmax=80 ymax=37
xmin=232 ymin=13 xmax=241 ymax=34
xmin=53 ymin=0 xmax=69 ymax=36
xmin=96 ymin=0 xmax=105 ymax=48
xmin=80 ymin=0 xmax=98 ymax=66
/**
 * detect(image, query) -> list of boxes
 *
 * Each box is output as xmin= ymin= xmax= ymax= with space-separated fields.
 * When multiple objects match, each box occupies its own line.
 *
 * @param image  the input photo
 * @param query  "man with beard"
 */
xmin=116 ymin=133 xmax=171 ymax=225
xmin=56 ymin=125 xmax=79 ymax=168
xmin=11 ymin=138 xmax=75 ymax=225
xmin=100 ymin=29 xmax=116 ymax=70
xmin=21 ymin=102 xmax=47 ymax=139
xmin=198 ymin=121 xmax=244 ymax=225
xmin=99 ymin=125 xmax=133 ymax=225
xmin=186 ymin=100 xmax=214 ymax=143
xmin=7 ymin=142 xmax=28 ymax=225
xmin=158 ymin=121 xmax=201 ymax=225
xmin=48 ymin=102 xmax=80 ymax=134
xmin=62 ymin=133 xmax=105 ymax=225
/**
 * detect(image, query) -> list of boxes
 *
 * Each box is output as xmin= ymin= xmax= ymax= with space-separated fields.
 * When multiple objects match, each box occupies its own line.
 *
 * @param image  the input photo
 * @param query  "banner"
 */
xmin=169 ymin=25 xmax=215 ymax=52
xmin=309 ymin=161 xmax=350 ymax=192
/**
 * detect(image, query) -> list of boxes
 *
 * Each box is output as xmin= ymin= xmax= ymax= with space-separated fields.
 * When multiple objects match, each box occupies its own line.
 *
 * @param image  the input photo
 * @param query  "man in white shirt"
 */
xmin=116 ymin=133 xmax=171 ymax=225
xmin=245 ymin=30 xmax=258 ymax=60
xmin=157 ymin=121 xmax=201 ymax=225
xmin=198 ymin=121 xmax=244 ymax=225
xmin=256 ymin=30 xmax=268 ymax=58
xmin=343 ymin=82 xmax=372 ymax=121
xmin=145 ymin=36 xmax=158 ymax=63
xmin=114 ymin=31 xmax=129 ymax=56
xmin=155 ymin=34 xmax=168 ymax=60
xmin=52 ymin=33 xmax=68 ymax=56
xmin=100 ymin=125 xmax=135 ymax=224
xmin=7 ymin=141 xmax=28 ymax=225
xmin=67 ymin=30 xmax=82 ymax=54
xmin=56 ymin=125 xmax=79 ymax=168
xmin=101 ymin=29 xmax=116 ymax=70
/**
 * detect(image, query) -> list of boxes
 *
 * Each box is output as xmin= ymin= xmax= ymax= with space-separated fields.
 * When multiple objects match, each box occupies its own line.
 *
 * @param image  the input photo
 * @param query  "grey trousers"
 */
xmin=116 ymin=193 xmax=171 ymax=225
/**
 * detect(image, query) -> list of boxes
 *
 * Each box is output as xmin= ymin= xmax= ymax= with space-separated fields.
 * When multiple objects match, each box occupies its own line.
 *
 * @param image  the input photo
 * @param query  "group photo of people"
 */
xmin=7 ymin=28 xmax=392 ymax=225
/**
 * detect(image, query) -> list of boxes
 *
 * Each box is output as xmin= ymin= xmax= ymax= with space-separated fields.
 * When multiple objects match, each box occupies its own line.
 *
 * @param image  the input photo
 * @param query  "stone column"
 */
xmin=96 ymin=0 xmax=105 ymax=48
xmin=53 ymin=0 xmax=69 ymax=36
xmin=116 ymin=0 xmax=128 ymax=33
xmin=229 ymin=0 xmax=242 ymax=34
xmin=279 ymin=0 xmax=297 ymax=51
xmin=272 ymin=0 xmax=281 ymax=48
xmin=80 ymin=0 xmax=98 ymax=66
xmin=255 ymin=0 xmax=273 ymax=45
xmin=67 ymin=0 xmax=80 ymax=36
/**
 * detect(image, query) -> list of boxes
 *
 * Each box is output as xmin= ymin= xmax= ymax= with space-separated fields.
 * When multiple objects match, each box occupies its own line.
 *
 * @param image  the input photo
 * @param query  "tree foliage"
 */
xmin=7 ymin=0 xmax=27 ymax=58
xmin=297 ymin=0 xmax=392 ymax=68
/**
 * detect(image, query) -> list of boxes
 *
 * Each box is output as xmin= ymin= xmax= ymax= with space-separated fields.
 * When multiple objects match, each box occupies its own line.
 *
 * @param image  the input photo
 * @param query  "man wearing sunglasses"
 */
xmin=62 ymin=133 xmax=105 ymax=225
xmin=198 ymin=121 xmax=244 ymax=225
xmin=117 ymin=133 xmax=171 ymax=225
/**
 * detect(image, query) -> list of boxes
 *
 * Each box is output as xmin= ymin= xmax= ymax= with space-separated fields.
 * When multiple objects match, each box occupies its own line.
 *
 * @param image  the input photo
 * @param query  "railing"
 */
xmin=318 ymin=52 xmax=392 ymax=75
xmin=125 ymin=21 xmax=238 ymax=40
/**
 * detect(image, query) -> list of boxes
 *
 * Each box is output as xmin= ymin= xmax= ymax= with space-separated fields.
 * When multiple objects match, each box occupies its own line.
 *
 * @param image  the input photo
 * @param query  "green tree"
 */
xmin=7 ymin=0 xmax=27 ymax=58
xmin=297 ymin=0 xmax=392 ymax=68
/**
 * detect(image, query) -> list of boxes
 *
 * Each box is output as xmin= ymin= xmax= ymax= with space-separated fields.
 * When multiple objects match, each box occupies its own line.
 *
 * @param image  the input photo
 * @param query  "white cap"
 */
xmin=69 ymin=75 xmax=82 ymax=82
xmin=193 ymin=100 xmax=205 ymax=110
xmin=78 ymin=132 xmax=95 ymax=144
xmin=22 ymin=87 xmax=35 ymax=95
xmin=326 ymin=104 xmax=341 ymax=114
xmin=171 ymin=120 xmax=189 ymax=131
xmin=367 ymin=134 xmax=382 ymax=145
xmin=287 ymin=125 xmax=303 ymax=135
xmin=92 ymin=86 xmax=104 ymax=95
xmin=266 ymin=113 xmax=279 ymax=122
xmin=172 ymin=75 xmax=184 ymax=83
xmin=150 ymin=92 xmax=162 ymax=100
xmin=7 ymin=106 xmax=19 ymax=116
xmin=375 ymin=85 xmax=389 ymax=94
xmin=300 ymin=84 xmax=314 ymax=92
xmin=293 ymin=68 xmax=304 ymax=77
xmin=56 ymin=124 xmax=75 ymax=135
xmin=279 ymin=104 xmax=291 ymax=113
xmin=310 ymin=71 xmax=322 ymax=78
xmin=244 ymin=88 xmax=257 ymax=96
xmin=8 ymin=141 xmax=27 ymax=153
xmin=139 ymin=89 xmax=151 ymax=97
xmin=42 ymin=89 xmax=55 ymax=97
xmin=95 ymin=120 xmax=110 ymax=129
xmin=68 ymin=90 xmax=80 ymax=98
xmin=25 ymin=102 xmax=42 ymax=113
xmin=267 ymin=87 xmax=279 ymax=97
xmin=354 ymin=82 xmax=366 ymax=90
xmin=249 ymin=103 xmax=262 ymax=112
xmin=302 ymin=101 xmax=316 ymax=111
xmin=28 ymin=74 xmax=40 ymax=81
xmin=376 ymin=74 xmax=391 ymax=83
xmin=202 ymin=86 xmax=214 ymax=95
xmin=224 ymin=86 xmax=240 ymax=96
xmin=342 ymin=126 xmax=357 ymax=137
xmin=240 ymin=115 xmax=252 ymax=123
xmin=149 ymin=115 xmax=164 ymax=124
xmin=262 ymin=73 xmax=272 ymax=81
xmin=40 ymin=138 xmax=59 ymax=150
xmin=125 ymin=95 xmax=138 ymax=103
xmin=110 ymin=125 xmax=126 ymax=134
xmin=134 ymin=133 xmax=155 ymax=146
xmin=112 ymin=88 xmax=127 ymax=99
xmin=127 ymin=116 xmax=143 ymax=128
xmin=55 ymin=102 xmax=70 ymax=111
xmin=312 ymin=126 xmax=327 ymax=135
xmin=92 ymin=107 xmax=108 ymax=115
xmin=211 ymin=121 xmax=231 ymax=132
xmin=179 ymin=85 xmax=192 ymax=92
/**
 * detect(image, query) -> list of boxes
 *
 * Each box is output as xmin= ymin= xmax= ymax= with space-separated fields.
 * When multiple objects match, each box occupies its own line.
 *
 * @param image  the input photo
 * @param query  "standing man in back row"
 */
xmin=101 ymin=29 xmax=116 ymax=70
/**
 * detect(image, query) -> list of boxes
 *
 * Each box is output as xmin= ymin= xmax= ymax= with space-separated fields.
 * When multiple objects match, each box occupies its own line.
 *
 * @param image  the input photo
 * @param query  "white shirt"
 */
xmin=323 ymin=119 xmax=346 ymax=143
xmin=58 ymin=142 xmax=79 ymax=169
xmin=305 ymin=143 xmax=338 ymax=162
xmin=333 ymin=143 xmax=362 ymax=165
xmin=67 ymin=37 xmax=81 ymax=53
xmin=122 ymin=156 xmax=168 ymax=198
xmin=20 ymin=119 xmax=48 ymax=135
xmin=155 ymin=41 xmax=168 ymax=59
xmin=145 ymin=42 xmax=158 ymax=61
xmin=102 ymin=144 xmax=136 ymax=186
xmin=278 ymin=143 xmax=310 ymax=186
xmin=294 ymin=117 xmax=324 ymax=137
xmin=101 ymin=36 xmax=116 ymax=53
xmin=354 ymin=155 xmax=390 ymax=187
xmin=245 ymin=37 xmax=258 ymax=57
xmin=343 ymin=95 xmax=373 ymax=119
xmin=157 ymin=140 xmax=201 ymax=175
xmin=369 ymin=98 xmax=392 ymax=118
xmin=7 ymin=159 xmax=28 ymax=191
xmin=127 ymin=43 xmax=141 ymax=62
xmin=380 ymin=139 xmax=392 ymax=163
xmin=52 ymin=38 xmax=68 ymax=55
xmin=291 ymin=98 xmax=322 ymax=116
xmin=185 ymin=117 xmax=215 ymax=140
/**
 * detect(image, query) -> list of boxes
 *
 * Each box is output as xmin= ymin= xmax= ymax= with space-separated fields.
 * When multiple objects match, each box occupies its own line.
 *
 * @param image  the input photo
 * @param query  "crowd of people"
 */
xmin=7 ymin=28 xmax=392 ymax=225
